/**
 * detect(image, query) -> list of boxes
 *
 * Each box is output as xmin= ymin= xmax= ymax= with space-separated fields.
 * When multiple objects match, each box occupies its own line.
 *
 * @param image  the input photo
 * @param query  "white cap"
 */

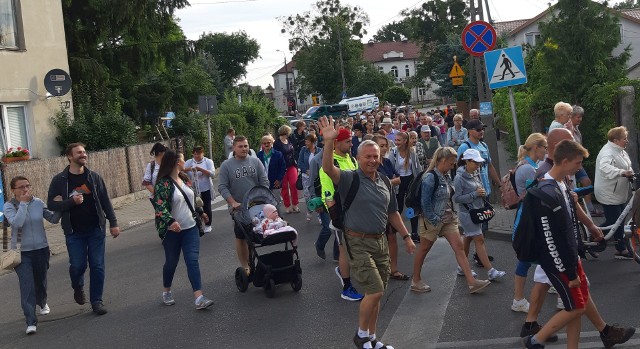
xmin=381 ymin=118 xmax=392 ymax=125
xmin=461 ymin=149 xmax=485 ymax=163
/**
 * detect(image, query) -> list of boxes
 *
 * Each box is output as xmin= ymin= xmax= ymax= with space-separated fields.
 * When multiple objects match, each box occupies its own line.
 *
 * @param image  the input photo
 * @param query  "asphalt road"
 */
xmin=1 ymin=202 xmax=639 ymax=349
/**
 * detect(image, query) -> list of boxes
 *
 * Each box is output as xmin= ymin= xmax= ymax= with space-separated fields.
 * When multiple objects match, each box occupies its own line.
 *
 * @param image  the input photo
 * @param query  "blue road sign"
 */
xmin=484 ymin=46 xmax=528 ymax=89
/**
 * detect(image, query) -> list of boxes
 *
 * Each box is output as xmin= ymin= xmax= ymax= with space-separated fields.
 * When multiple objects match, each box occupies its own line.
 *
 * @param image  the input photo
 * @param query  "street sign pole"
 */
xmin=508 ymin=87 xmax=522 ymax=147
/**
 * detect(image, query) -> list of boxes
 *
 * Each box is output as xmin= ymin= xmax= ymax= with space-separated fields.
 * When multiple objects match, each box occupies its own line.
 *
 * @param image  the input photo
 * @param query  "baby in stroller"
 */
xmin=252 ymin=204 xmax=298 ymax=245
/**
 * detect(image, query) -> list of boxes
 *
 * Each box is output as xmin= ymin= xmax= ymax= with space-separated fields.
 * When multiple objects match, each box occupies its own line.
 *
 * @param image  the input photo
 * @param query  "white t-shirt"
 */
xmin=143 ymin=161 xmax=161 ymax=199
xmin=185 ymin=157 xmax=215 ymax=192
xmin=171 ymin=182 xmax=196 ymax=230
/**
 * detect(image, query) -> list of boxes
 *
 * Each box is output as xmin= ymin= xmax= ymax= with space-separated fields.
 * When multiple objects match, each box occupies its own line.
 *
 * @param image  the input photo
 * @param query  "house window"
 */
xmin=0 ymin=0 xmax=19 ymax=48
xmin=525 ymin=32 xmax=541 ymax=46
xmin=405 ymin=65 xmax=410 ymax=77
xmin=0 ymin=104 xmax=29 ymax=153
xmin=378 ymin=66 xmax=384 ymax=73
xmin=287 ymin=79 xmax=294 ymax=91
xmin=390 ymin=66 xmax=398 ymax=78
xmin=418 ymin=87 xmax=427 ymax=96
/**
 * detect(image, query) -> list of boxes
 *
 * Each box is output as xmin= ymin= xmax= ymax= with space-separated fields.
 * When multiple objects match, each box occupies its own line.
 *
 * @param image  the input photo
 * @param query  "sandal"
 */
xmin=390 ymin=271 xmax=410 ymax=281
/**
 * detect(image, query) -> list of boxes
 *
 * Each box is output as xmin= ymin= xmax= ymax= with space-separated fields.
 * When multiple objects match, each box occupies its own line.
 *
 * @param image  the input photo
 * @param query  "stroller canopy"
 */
xmin=235 ymin=186 xmax=281 ymax=225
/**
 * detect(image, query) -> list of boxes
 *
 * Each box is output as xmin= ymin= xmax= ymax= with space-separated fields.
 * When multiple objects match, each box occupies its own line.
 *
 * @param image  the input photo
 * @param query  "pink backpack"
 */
xmin=500 ymin=162 xmax=525 ymax=210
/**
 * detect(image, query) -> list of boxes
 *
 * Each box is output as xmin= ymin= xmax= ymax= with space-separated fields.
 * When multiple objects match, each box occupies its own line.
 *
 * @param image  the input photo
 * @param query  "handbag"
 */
xmin=464 ymin=200 xmax=495 ymax=224
xmin=171 ymin=179 xmax=206 ymax=237
xmin=1 ymin=249 xmax=21 ymax=270
xmin=296 ymin=173 xmax=303 ymax=190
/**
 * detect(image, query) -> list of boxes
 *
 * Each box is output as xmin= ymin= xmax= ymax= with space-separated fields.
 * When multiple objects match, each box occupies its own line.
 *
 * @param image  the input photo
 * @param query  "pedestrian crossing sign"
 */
xmin=484 ymin=46 xmax=527 ymax=89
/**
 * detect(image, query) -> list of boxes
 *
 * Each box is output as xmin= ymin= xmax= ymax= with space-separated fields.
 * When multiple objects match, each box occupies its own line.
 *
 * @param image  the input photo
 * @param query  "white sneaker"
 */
xmin=26 ymin=325 xmax=36 ymax=335
xmin=488 ymin=268 xmax=506 ymax=281
xmin=548 ymin=286 xmax=557 ymax=294
xmin=556 ymin=297 xmax=564 ymax=310
xmin=39 ymin=304 xmax=50 ymax=315
xmin=511 ymin=298 xmax=530 ymax=313
xmin=456 ymin=266 xmax=477 ymax=277
xmin=204 ymin=226 xmax=212 ymax=233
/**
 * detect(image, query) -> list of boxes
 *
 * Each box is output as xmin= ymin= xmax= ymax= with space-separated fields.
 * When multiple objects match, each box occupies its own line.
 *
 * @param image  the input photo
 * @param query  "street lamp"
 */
xmin=276 ymin=49 xmax=291 ymax=115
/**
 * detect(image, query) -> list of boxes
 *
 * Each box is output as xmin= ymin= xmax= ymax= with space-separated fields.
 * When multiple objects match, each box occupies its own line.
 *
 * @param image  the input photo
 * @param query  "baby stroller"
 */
xmin=232 ymin=186 xmax=302 ymax=298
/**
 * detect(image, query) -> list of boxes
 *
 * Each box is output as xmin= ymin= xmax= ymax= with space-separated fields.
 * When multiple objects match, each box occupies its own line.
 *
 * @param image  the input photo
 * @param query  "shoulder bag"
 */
xmin=171 ymin=179 xmax=205 ymax=237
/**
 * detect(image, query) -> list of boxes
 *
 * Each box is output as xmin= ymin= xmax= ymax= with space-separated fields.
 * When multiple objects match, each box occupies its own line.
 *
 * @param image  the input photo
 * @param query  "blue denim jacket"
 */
xmin=421 ymin=169 xmax=452 ymax=225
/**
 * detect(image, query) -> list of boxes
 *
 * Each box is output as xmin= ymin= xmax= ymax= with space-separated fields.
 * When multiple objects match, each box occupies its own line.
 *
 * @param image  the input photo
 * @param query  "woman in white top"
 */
xmin=390 ymin=131 xmax=423 ymax=242
xmin=142 ymin=142 xmax=167 ymax=206
xmin=153 ymin=150 xmax=213 ymax=309
xmin=594 ymin=126 xmax=635 ymax=259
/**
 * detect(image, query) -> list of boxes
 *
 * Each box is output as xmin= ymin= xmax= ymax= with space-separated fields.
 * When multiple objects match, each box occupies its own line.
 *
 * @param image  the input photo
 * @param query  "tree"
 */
xmin=347 ymin=63 xmax=395 ymax=97
xmin=384 ymin=86 xmax=411 ymax=105
xmin=424 ymin=34 xmax=477 ymax=101
xmin=373 ymin=19 xmax=413 ymax=42
xmin=614 ymin=0 xmax=640 ymax=9
xmin=196 ymin=32 xmax=261 ymax=88
xmin=280 ymin=0 xmax=369 ymax=102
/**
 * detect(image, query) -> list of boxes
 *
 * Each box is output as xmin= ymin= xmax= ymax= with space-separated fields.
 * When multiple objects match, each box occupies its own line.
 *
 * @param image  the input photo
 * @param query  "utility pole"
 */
xmin=469 ymin=0 xmax=501 ymax=201
xmin=278 ymin=49 xmax=290 ymax=115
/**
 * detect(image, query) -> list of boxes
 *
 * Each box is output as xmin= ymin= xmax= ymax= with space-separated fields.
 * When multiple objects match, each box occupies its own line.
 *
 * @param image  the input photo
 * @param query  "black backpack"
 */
xmin=405 ymin=169 xmax=439 ymax=212
xmin=511 ymin=182 xmax=559 ymax=262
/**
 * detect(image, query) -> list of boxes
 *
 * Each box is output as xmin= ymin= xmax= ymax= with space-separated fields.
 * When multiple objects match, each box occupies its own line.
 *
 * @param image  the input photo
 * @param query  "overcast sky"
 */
xmin=176 ymin=0 xmax=626 ymax=88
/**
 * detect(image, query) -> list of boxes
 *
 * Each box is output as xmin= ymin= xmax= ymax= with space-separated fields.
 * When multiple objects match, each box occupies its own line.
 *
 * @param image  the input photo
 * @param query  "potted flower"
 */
xmin=3 ymin=147 xmax=30 ymax=163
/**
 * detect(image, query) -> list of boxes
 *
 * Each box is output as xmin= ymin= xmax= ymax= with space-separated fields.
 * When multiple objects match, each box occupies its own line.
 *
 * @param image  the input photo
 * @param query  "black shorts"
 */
xmin=233 ymin=219 xmax=246 ymax=240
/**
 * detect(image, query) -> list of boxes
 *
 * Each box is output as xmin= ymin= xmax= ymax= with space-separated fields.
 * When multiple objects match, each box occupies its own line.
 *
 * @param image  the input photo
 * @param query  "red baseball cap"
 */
xmin=336 ymin=128 xmax=352 ymax=142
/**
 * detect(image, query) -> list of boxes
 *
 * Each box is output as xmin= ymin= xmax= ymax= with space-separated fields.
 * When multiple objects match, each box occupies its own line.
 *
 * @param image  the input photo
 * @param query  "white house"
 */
xmin=271 ymin=41 xmax=438 ymax=113
xmin=495 ymin=6 xmax=640 ymax=79
xmin=0 ymin=0 xmax=72 ymax=158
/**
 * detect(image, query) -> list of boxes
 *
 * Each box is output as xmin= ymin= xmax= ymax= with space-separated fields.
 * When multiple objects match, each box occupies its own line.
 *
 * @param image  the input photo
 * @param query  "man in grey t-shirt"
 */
xmin=218 ymin=135 xmax=269 ymax=275
xmin=319 ymin=116 xmax=415 ymax=349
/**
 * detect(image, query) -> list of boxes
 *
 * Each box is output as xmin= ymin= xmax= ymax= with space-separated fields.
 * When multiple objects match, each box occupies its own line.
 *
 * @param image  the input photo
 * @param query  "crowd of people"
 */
xmin=3 ymin=102 xmax=637 ymax=349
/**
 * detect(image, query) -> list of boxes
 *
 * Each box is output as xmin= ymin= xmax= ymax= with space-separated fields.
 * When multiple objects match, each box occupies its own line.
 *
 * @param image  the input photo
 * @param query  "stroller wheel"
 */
xmin=291 ymin=272 xmax=302 ymax=292
xmin=235 ymin=267 xmax=249 ymax=292
xmin=264 ymin=278 xmax=276 ymax=298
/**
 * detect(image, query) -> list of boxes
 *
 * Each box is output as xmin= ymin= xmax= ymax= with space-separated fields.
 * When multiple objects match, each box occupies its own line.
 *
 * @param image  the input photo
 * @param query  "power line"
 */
xmin=368 ymin=0 xmax=423 ymax=31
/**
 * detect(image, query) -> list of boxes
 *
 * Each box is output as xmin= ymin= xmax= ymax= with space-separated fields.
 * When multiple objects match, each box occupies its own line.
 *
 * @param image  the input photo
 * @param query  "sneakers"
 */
xmin=92 ymin=302 xmax=107 ymax=315
xmin=39 ymin=304 xmax=50 ymax=315
xmin=341 ymin=286 xmax=364 ymax=301
xmin=26 ymin=325 xmax=36 ymax=335
xmin=548 ymin=286 xmax=557 ymax=294
xmin=455 ymin=266 xmax=477 ymax=278
xmin=520 ymin=322 xmax=558 ymax=342
xmin=410 ymin=280 xmax=431 ymax=293
xmin=195 ymin=295 xmax=214 ymax=309
xmin=556 ymin=297 xmax=564 ymax=310
xmin=600 ymin=324 xmax=636 ymax=348
xmin=285 ymin=206 xmax=292 ymax=214
xmin=473 ymin=253 xmax=494 ymax=268
xmin=521 ymin=335 xmax=545 ymax=348
xmin=614 ymin=250 xmax=634 ymax=260
xmin=204 ymin=225 xmax=212 ymax=233
xmin=411 ymin=235 xmax=420 ymax=243
xmin=370 ymin=339 xmax=394 ymax=349
xmin=335 ymin=266 xmax=344 ymax=286
xmin=488 ymin=268 xmax=506 ymax=281
xmin=163 ymin=291 xmax=176 ymax=306
xmin=468 ymin=279 xmax=490 ymax=294
xmin=73 ymin=288 xmax=86 ymax=305
xmin=291 ymin=205 xmax=300 ymax=213
xmin=511 ymin=298 xmax=530 ymax=313
xmin=315 ymin=245 xmax=326 ymax=260
xmin=306 ymin=212 xmax=312 ymax=221
xmin=353 ymin=333 xmax=371 ymax=349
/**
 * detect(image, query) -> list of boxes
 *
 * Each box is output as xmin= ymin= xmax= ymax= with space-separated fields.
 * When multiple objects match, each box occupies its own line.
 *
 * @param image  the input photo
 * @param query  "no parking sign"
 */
xmin=461 ymin=21 xmax=497 ymax=57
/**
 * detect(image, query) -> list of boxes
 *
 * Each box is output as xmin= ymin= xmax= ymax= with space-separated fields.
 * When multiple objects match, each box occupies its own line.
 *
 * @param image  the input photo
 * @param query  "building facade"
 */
xmin=271 ymin=41 xmax=438 ymax=114
xmin=0 ymin=0 xmax=71 ymax=159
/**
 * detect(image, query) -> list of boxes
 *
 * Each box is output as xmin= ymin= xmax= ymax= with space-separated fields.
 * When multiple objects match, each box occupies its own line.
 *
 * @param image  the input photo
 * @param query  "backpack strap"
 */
xmin=342 ymin=172 xmax=360 ymax=213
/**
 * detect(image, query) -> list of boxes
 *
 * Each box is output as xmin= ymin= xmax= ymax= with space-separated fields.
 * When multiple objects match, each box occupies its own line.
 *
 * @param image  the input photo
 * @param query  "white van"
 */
xmin=339 ymin=94 xmax=380 ymax=117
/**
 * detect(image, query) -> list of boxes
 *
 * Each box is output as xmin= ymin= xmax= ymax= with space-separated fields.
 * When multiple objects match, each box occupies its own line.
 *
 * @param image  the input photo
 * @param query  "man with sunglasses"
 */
xmin=456 ymin=119 xmax=502 ymax=267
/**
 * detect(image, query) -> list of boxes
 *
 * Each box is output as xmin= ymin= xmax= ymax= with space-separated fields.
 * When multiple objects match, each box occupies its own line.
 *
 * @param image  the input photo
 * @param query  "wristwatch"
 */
xmin=402 ymin=234 xmax=411 ymax=240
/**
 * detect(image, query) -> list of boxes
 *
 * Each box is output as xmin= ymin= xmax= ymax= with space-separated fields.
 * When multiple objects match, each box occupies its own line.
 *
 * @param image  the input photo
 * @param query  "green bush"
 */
xmin=383 ymin=86 xmax=411 ymax=105
xmin=51 ymin=81 xmax=137 ymax=153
